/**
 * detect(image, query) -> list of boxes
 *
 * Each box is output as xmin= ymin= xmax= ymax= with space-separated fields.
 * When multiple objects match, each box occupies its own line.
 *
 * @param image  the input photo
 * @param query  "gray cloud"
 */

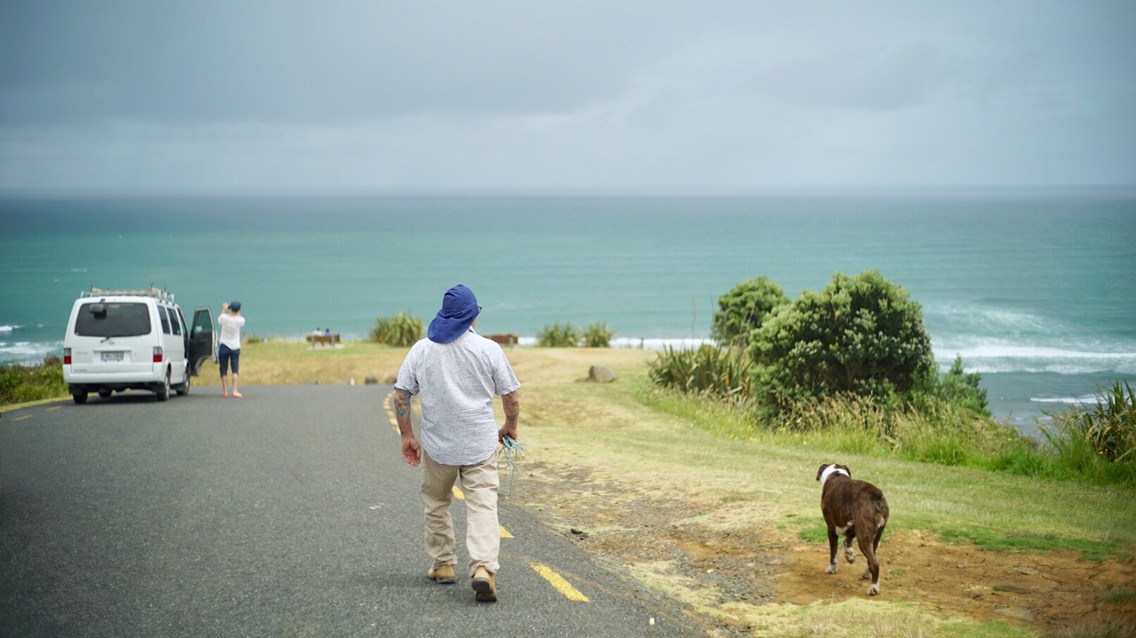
xmin=1 ymin=0 xmax=1133 ymax=192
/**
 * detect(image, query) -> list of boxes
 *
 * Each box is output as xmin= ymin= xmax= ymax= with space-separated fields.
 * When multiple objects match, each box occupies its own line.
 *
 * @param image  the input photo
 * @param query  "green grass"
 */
xmin=935 ymin=529 xmax=1121 ymax=562
xmin=526 ymin=395 xmax=1134 ymax=562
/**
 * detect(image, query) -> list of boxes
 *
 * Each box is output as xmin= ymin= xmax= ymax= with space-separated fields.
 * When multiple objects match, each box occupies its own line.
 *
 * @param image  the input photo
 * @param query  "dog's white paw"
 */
xmin=825 ymin=564 xmax=838 ymax=574
xmin=844 ymin=547 xmax=856 ymax=564
xmin=867 ymin=583 xmax=880 ymax=596
xmin=861 ymin=568 xmax=872 ymax=580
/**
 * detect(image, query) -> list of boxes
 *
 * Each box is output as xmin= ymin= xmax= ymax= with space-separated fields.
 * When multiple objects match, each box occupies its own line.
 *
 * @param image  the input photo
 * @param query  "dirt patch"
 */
xmin=777 ymin=531 xmax=1136 ymax=633
xmin=513 ymin=461 xmax=1136 ymax=637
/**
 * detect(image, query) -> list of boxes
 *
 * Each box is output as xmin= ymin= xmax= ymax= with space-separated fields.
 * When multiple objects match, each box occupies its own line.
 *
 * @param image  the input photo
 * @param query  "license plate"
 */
xmin=101 ymin=351 xmax=124 ymax=362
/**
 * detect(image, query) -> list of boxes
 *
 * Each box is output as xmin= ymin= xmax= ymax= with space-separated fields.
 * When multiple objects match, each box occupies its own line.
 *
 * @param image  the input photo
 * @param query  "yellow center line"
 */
xmin=531 ymin=563 xmax=589 ymax=602
xmin=46 ymin=406 xmax=62 ymax=412
xmin=383 ymin=393 xmax=399 ymax=434
xmin=13 ymin=415 xmax=32 ymax=421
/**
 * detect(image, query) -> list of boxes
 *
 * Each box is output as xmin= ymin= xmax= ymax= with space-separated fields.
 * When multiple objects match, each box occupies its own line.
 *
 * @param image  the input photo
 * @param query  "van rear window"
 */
xmin=75 ymin=302 xmax=152 ymax=338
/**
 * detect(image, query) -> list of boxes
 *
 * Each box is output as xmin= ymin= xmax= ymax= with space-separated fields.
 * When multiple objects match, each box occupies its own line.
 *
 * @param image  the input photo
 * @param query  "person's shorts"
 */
xmin=218 ymin=344 xmax=241 ymax=376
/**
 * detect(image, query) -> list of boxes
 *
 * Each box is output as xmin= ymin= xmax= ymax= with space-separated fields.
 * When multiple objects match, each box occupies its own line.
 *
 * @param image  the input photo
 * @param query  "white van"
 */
xmin=62 ymin=287 xmax=216 ymax=404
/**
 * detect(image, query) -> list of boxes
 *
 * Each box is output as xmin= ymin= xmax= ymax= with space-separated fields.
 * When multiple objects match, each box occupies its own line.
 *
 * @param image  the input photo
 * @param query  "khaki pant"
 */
xmin=420 ymin=450 xmax=500 ymax=577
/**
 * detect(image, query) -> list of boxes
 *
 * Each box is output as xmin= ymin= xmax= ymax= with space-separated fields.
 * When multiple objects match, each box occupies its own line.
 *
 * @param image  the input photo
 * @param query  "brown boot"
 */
xmin=471 ymin=566 xmax=497 ymax=602
xmin=426 ymin=565 xmax=456 ymax=584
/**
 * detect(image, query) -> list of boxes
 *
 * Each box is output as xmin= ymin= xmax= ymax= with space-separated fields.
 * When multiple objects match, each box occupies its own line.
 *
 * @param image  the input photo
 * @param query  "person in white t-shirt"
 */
xmin=394 ymin=284 xmax=520 ymax=603
xmin=218 ymin=301 xmax=246 ymax=398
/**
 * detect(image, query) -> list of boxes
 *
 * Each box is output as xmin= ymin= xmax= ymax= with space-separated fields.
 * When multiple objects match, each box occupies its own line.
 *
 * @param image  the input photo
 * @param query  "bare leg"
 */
xmin=221 ymin=375 xmax=229 ymax=397
xmin=232 ymin=373 xmax=241 ymax=398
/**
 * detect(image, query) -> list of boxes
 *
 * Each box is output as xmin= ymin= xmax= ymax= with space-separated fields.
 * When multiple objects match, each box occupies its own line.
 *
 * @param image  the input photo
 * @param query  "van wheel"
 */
xmin=156 ymin=372 xmax=171 ymax=402
xmin=98 ymin=389 xmax=112 ymax=399
xmin=176 ymin=374 xmax=190 ymax=396
xmin=72 ymin=391 xmax=88 ymax=405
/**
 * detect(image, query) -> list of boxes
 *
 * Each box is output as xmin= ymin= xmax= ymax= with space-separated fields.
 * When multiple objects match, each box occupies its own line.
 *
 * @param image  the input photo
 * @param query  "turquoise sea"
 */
xmin=2 ymin=193 xmax=1134 ymax=434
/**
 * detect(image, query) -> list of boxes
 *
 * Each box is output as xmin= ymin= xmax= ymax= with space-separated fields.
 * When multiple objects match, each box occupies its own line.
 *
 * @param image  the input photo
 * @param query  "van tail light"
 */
xmin=153 ymin=347 xmax=163 ymax=363
xmin=63 ymin=348 xmax=72 ymax=365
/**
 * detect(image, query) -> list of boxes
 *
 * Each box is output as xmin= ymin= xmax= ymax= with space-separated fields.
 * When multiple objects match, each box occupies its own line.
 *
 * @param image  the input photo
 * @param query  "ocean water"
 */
xmin=2 ymin=193 xmax=1134 ymax=434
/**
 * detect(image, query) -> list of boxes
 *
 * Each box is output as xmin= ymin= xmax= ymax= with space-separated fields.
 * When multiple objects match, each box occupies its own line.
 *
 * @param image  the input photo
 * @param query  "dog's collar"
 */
xmin=819 ymin=465 xmax=850 ymax=486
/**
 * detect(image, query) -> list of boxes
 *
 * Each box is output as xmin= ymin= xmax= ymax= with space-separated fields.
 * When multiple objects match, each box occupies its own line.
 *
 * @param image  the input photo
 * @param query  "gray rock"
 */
xmin=588 ymin=365 xmax=616 ymax=383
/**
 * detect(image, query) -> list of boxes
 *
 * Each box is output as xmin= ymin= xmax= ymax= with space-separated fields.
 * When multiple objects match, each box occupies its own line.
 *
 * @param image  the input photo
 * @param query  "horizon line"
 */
xmin=2 ymin=183 xmax=1135 ymax=200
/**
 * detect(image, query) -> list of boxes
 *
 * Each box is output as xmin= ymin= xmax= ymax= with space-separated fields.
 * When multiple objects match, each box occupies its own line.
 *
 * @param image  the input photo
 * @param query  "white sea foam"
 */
xmin=1030 ymin=395 xmax=1097 ymax=406
xmin=611 ymin=337 xmax=716 ymax=350
xmin=513 ymin=336 xmax=715 ymax=350
xmin=0 ymin=340 xmax=62 ymax=366
xmin=0 ymin=325 xmax=18 ymax=333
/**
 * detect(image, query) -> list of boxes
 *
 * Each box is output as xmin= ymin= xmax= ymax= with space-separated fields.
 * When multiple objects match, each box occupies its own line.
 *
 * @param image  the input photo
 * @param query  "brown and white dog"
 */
xmin=816 ymin=463 xmax=889 ymax=595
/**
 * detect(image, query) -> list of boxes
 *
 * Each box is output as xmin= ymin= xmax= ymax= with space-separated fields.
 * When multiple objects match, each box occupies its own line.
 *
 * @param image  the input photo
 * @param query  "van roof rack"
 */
xmin=81 ymin=286 xmax=175 ymax=303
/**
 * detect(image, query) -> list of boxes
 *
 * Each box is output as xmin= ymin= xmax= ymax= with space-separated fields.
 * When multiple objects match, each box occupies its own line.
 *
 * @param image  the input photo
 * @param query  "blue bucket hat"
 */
xmin=229 ymin=300 xmax=241 ymax=311
xmin=427 ymin=285 xmax=480 ymax=344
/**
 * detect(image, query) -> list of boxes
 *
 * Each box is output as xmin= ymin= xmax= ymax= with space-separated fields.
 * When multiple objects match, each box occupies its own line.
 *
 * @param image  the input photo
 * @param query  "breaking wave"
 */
xmin=933 ymin=339 xmax=1136 ymax=375
xmin=0 ymin=340 xmax=62 ymax=366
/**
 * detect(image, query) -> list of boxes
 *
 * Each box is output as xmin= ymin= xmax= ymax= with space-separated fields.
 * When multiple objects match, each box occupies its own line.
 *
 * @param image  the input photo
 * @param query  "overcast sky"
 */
xmin=1 ymin=1 xmax=1133 ymax=195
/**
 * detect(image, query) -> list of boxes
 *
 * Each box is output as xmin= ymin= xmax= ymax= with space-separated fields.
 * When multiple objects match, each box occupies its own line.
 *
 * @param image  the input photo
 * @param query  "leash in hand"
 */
xmin=497 ymin=435 xmax=526 ymax=498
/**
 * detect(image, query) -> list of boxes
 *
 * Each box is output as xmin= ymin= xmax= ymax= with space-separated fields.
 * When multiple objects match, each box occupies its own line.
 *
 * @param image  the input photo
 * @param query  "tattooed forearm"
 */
xmin=502 ymin=391 xmax=520 ymax=424
xmin=393 ymin=389 xmax=413 ymax=436
xmin=395 ymin=389 xmax=413 ymax=417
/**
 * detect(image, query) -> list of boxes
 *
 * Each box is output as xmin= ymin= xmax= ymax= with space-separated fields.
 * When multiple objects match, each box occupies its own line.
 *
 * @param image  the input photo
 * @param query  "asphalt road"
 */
xmin=1 ymin=385 xmax=701 ymax=637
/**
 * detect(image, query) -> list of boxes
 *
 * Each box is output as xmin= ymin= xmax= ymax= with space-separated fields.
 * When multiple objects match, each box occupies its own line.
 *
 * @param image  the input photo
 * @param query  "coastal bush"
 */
xmin=369 ymin=312 xmax=423 ymax=347
xmin=927 ymin=355 xmax=990 ymax=416
xmin=749 ymin=270 xmax=936 ymax=410
xmin=537 ymin=323 xmax=580 ymax=347
xmin=710 ymin=276 xmax=789 ymax=349
xmin=0 ymin=357 xmax=68 ymax=406
xmin=580 ymin=322 xmax=615 ymax=348
xmin=647 ymin=345 xmax=752 ymax=398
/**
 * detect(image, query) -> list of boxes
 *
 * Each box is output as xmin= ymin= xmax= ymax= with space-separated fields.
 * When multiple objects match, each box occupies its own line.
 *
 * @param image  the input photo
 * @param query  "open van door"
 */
xmin=188 ymin=307 xmax=217 ymax=376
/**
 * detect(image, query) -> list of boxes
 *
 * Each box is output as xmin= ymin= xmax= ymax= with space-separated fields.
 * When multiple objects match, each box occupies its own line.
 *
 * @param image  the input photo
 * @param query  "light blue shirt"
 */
xmin=395 ymin=330 xmax=521 ymax=466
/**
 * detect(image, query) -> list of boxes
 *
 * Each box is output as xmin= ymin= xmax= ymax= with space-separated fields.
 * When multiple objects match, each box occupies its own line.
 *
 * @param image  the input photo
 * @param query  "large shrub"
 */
xmin=369 ymin=312 xmax=423 ymax=347
xmin=710 ymin=276 xmax=789 ymax=348
xmin=749 ymin=270 xmax=936 ymax=409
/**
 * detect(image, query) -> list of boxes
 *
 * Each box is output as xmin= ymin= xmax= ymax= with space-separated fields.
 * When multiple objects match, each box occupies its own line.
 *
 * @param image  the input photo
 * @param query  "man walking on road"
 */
xmin=393 ymin=284 xmax=521 ymax=603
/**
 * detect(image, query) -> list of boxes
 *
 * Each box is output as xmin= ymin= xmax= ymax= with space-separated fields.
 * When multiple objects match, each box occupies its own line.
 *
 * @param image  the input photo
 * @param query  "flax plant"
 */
xmin=580 ymin=322 xmax=615 ymax=347
xmin=1042 ymin=381 xmax=1136 ymax=484
xmin=369 ymin=312 xmax=423 ymax=347
xmin=647 ymin=345 xmax=752 ymax=397
xmin=537 ymin=322 xmax=581 ymax=347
